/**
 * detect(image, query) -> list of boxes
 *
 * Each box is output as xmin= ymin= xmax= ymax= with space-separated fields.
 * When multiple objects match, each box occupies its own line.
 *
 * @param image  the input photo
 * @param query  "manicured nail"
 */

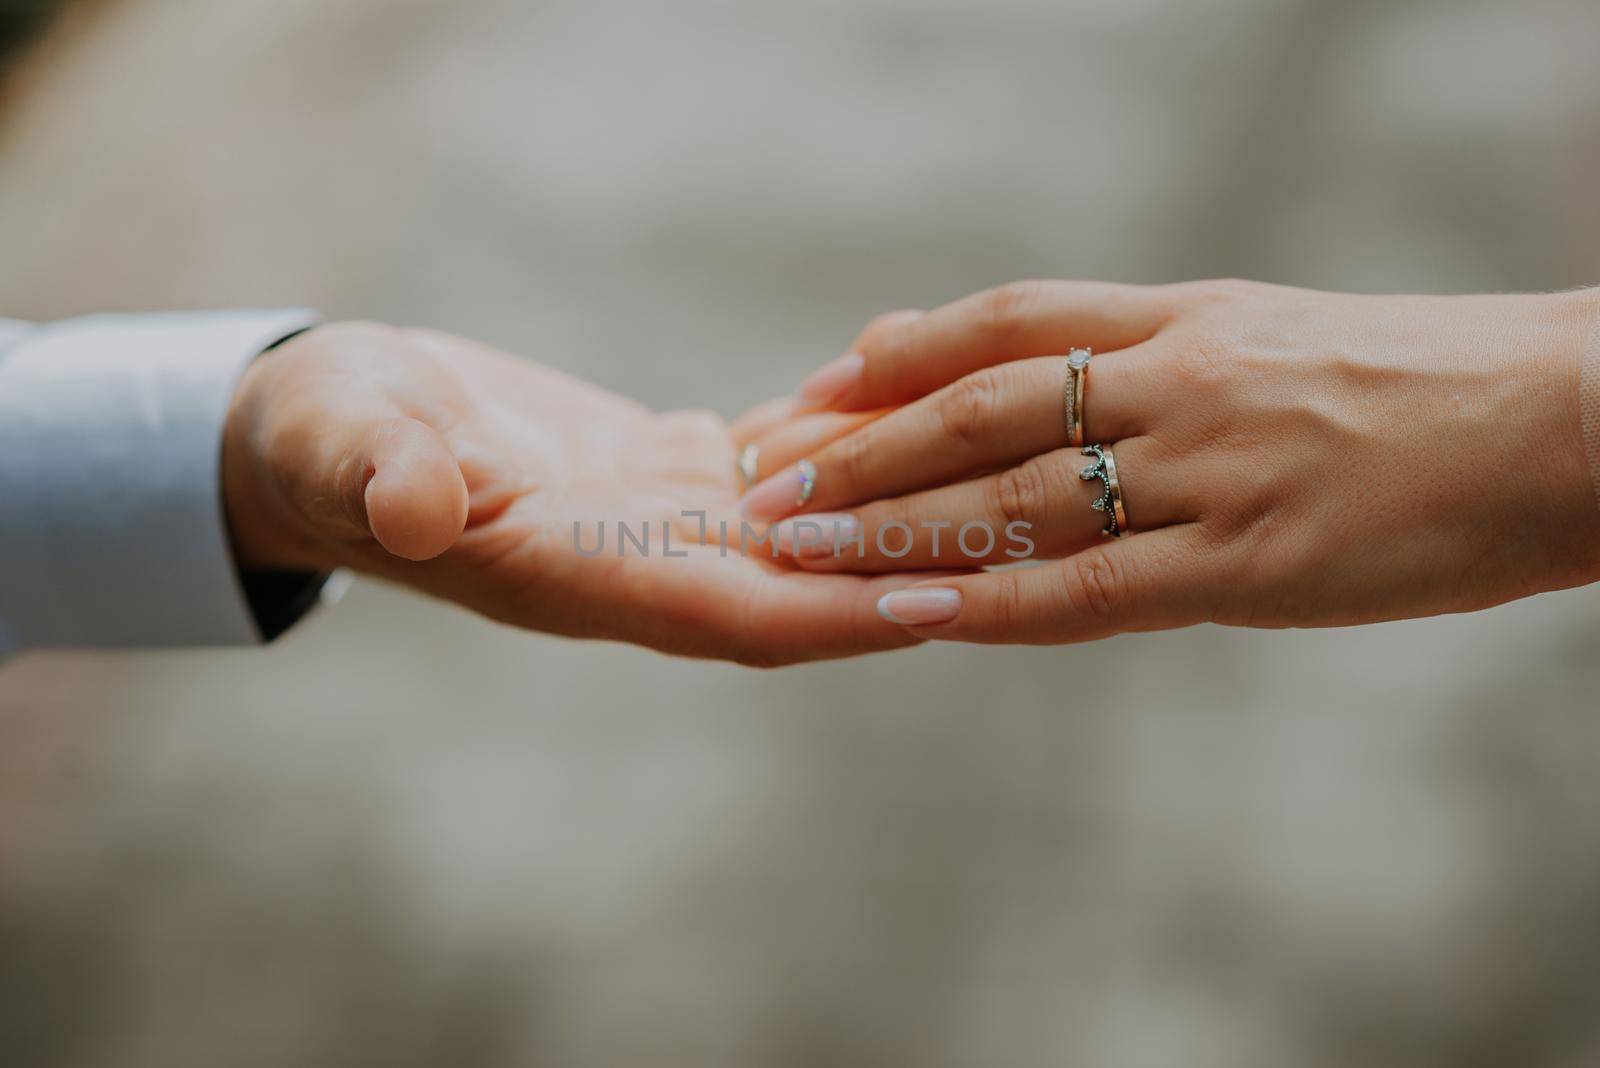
xmin=876 ymin=588 xmax=963 ymax=626
xmin=739 ymin=460 xmax=816 ymax=521
xmin=796 ymin=352 xmax=864 ymax=407
xmin=772 ymin=513 xmax=859 ymax=557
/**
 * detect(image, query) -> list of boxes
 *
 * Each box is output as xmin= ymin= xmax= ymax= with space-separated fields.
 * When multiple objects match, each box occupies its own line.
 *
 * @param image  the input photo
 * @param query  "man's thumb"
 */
xmin=337 ymin=417 xmax=469 ymax=561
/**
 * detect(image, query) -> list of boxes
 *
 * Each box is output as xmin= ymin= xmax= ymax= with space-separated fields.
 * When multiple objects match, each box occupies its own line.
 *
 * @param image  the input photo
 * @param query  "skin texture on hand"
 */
xmin=736 ymin=280 xmax=1600 ymax=644
xmin=1583 ymin=312 xmax=1600 ymax=511
xmin=223 ymin=323 xmax=953 ymax=666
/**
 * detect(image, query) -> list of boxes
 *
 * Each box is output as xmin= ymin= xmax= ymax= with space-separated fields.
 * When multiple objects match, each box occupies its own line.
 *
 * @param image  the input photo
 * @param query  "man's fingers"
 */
xmin=819 ymin=281 xmax=1179 ymax=412
xmin=625 ymin=546 xmax=972 ymax=666
xmin=873 ymin=524 xmax=1219 ymax=644
xmin=339 ymin=417 xmax=469 ymax=561
xmin=741 ymin=407 xmax=889 ymax=485
xmin=729 ymin=396 xmax=799 ymax=445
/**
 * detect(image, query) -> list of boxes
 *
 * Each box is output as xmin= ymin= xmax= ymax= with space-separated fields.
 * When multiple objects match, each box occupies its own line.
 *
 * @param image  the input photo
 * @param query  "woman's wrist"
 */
xmin=1455 ymin=288 xmax=1600 ymax=592
xmin=1578 ymin=287 xmax=1600 ymax=518
xmin=1534 ymin=288 xmax=1600 ymax=586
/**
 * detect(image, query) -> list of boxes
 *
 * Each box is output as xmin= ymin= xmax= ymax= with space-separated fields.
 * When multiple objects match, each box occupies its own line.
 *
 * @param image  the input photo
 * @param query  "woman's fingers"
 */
xmin=768 ymin=437 xmax=1189 ymax=571
xmin=873 ymin=524 xmax=1221 ymax=644
xmin=792 ymin=309 xmax=923 ymax=406
xmin=805 ymin=281 xmax=1179 ymax=413
xmin=740 ymin=349 xmax=1157 ymax=522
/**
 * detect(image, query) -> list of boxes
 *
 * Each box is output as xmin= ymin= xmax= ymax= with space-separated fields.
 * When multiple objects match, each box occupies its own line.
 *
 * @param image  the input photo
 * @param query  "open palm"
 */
xmin=224 ymin=324 xmax=937 ymax=665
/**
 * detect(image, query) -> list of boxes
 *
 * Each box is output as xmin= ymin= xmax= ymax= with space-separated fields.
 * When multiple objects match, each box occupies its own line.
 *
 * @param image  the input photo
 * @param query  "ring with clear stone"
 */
xmin=1078 ymin=443 xmax=1127 ymax=537
xmin=1063 ymin=347 xmax=1092 ymax=447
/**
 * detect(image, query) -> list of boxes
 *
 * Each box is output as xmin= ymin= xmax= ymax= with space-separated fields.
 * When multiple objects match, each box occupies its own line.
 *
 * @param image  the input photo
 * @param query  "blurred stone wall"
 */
xmin=3 ymin=1 xmax=1600 ymax=1065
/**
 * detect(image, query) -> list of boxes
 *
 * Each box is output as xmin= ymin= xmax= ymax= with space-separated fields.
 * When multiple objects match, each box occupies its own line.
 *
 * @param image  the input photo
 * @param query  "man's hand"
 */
xmin=222 ymin=323 xmax=946 ymax=665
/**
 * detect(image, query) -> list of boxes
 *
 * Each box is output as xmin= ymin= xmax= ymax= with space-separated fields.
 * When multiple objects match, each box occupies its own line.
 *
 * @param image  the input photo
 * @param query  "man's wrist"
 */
xmin=222 ymin=335 xmax=337 ymax=575
xmin=0 ymin=309 xmax=320 ymax=648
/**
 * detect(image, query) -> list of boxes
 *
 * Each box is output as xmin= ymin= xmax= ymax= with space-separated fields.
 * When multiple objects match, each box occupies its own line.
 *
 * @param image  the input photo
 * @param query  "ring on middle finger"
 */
xmin=1063 ymin=347 xmax=1092 ymax=447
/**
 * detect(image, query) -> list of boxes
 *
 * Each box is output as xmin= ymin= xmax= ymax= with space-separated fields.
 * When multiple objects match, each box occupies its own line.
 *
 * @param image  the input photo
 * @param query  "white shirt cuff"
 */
xmin=0 ymin=309 xmax=321 ymax=650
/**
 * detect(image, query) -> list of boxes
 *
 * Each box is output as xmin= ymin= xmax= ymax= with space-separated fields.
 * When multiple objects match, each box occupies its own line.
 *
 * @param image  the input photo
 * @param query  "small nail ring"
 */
xmin=796 ymin=459 xmax=818 ymax=507
xmin=737 ymin=443 xmax=761 ymax=490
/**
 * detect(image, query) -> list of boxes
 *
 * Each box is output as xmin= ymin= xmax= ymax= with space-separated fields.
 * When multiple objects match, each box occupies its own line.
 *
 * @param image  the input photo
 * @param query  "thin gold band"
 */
xmin=1064 ymin=348 xmax=1092 ymax=446
xmin=1100 ymin=446 xmax=1128 ymax=537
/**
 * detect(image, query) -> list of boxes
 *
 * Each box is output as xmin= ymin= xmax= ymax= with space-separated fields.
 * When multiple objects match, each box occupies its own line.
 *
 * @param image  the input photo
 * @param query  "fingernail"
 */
xmin=876 ymin=588 xmax=963 ymax=626
xmin=796 ymin=352 xmax=864 ymax=407
xmin=772 ymin=513 xmax=859 ymax=557
xmin=739 ymin=460 xmax=816 ymax=521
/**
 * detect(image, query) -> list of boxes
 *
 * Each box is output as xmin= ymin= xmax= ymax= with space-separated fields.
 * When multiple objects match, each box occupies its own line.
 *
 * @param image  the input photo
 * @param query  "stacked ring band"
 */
xmin=1064 ymin=348 xmax=1092 ymax=447
xmin=1078 ymin=444 xmax=1128 ymax=537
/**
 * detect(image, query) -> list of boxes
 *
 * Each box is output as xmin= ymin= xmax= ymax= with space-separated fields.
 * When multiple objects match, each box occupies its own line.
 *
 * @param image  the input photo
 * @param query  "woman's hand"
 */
xmin=736 ymin=280 xmax=1600 ymax=643
xmin=223 ymin=322 xmax=943 ymax=666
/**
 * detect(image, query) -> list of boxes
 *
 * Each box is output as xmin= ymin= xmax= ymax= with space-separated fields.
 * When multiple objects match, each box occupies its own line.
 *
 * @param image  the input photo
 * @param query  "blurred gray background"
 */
xmin=4 ymin=1 xmax=1600 ymax=1065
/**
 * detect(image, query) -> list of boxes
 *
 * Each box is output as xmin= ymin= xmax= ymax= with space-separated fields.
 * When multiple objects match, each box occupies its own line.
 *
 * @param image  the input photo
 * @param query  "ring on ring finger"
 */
xmin=1078 ymin=443 xmax=1128 ymax=537
xmin=1063 ymin=347 xmax=1092 ymax=447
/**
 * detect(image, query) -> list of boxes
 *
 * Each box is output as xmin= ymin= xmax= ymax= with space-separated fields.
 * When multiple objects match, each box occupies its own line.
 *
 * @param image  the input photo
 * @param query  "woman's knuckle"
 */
xmin=1067 ymin=550 xmax=1124 ymax=621
xmin=1170 ymin=277 xmax=1254 ymax=306
xmin=992 ymin=458 xmax=1047 ymax=527
xmin=976 ymin=281 xmax=1044 ymax=338
xmin=1207 ymin=488 xmax=1283 ymax=557
xmin=831 ymin=427 xmax=876 ymax=485
xmin=938 ymin=369 xmax=1002 ymax=445
xmin=989 ymin=572 xmax=1025 ymax=631
xmin=1168 ymin=326 xmax=1239 ymax=387
xmin=859 ymin=310 xmax=919 ymax=365
xmin=863 ymin=309 xmax=913 ymax=341
xmin=862 ymin=310 xmax=901 ymax=336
